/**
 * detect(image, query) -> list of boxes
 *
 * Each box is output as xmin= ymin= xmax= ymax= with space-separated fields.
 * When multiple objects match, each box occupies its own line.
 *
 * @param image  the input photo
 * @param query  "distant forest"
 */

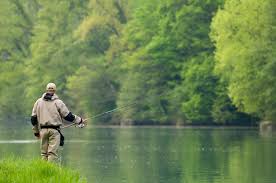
xmin=1 ymin=0 xmax=275 ymax=125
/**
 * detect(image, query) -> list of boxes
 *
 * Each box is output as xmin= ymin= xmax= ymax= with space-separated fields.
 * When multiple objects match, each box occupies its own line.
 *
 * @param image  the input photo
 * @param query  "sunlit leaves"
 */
xmin=211 ymin=0 xmax=276 ymax=120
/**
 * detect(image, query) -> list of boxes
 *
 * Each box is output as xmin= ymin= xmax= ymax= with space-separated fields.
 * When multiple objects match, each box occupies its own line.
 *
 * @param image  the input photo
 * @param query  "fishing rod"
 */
xmin=61 ymin=89 xmax=175 ymax=129
xmin=61 ymin=101 xmax=138 ymax=129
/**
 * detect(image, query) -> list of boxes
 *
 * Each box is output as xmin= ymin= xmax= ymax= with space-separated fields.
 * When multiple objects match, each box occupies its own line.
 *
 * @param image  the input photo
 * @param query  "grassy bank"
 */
xmin=0 ymin=157 xmax=87 ymax=183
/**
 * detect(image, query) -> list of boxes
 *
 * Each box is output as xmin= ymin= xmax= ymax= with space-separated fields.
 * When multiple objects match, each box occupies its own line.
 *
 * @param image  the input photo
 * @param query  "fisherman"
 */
xmin=31 ymin=83 xmax=85 ymax=162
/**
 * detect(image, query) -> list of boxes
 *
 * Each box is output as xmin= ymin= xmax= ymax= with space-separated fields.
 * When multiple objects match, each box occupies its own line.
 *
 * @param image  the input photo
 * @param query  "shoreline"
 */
xmin=86 ymin=124 xmax=259 ymax=129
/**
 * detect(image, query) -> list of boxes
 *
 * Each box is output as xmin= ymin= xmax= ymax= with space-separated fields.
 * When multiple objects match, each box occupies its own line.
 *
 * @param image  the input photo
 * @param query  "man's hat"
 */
xmin=46 ymin=83 xmax=56 ymax=91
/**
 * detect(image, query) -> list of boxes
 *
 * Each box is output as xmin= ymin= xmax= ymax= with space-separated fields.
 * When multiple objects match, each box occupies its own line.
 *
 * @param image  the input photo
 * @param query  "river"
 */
xmin=0 ymin=124 xmax=275 ymax=183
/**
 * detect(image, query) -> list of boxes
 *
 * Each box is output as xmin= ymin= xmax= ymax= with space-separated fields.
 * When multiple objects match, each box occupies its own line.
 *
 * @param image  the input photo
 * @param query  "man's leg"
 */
xmin=40 ymin=129 xmax=49 ymax=161
xmin=47 ymin=129 xmax=60 ymax=163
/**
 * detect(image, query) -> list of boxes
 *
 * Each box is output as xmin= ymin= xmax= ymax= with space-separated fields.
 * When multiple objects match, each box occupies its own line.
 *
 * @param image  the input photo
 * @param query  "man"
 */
xmin=31 ymin=82 xmax=85 ymax=162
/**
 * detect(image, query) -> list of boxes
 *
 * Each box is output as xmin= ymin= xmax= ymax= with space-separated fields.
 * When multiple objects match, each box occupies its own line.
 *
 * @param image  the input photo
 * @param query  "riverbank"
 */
xmin=88 ymin=124 xmax=259 ymax=129
xmin=90 ymin=121 xmax=259 ymax=127
xmin=106 ymin=118 xmax=258 ymax=126
xmin=0 ymin=157 xmax=87 ymax=183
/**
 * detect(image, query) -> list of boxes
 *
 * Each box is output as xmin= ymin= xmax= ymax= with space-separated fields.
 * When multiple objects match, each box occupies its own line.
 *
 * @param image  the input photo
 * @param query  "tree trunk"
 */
xmin=260 ymin=121 xmax=276 ymax=136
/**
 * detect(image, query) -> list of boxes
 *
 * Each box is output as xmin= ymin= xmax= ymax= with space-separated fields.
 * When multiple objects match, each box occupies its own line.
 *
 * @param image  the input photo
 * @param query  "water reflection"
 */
xmin=0 ymin=125 xmax=275 ymax=183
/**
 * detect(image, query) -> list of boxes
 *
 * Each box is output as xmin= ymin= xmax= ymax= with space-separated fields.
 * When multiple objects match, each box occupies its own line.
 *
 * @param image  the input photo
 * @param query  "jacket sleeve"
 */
xmin=56 ymin=100 xmax=82 ymax=124
xmin=31 ymin=100 xmax=39 ymax=134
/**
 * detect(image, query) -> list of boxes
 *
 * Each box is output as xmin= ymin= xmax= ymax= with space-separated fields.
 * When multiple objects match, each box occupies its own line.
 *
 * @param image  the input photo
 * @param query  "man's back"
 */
xmin=32 ymin=93 xmax=69 ymax=127
xmin=31 ymin=82 xmax=84 ymax=162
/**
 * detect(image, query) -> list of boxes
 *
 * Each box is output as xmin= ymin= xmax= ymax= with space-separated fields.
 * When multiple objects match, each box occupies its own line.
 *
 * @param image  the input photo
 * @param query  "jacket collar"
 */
xmin=41 ymin=93 xmax=59 ymax=101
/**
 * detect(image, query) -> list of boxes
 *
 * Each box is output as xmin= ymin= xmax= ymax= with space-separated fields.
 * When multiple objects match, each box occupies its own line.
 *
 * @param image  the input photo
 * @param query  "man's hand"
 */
xmin=34 ymin=133 xmax=40 ymax=139
xmin=77 ymin=118 xmax=87 ymax=128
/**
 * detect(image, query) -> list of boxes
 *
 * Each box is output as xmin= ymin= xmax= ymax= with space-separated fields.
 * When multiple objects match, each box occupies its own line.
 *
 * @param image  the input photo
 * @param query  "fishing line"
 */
xmin=61 ymin=100 xmax=138 ymax=129
xmin=61 ymin=89 xmax=175 ymax=129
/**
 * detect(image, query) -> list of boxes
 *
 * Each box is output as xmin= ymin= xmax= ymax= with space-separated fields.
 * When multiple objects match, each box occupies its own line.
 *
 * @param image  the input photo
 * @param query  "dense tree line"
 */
xmin=1 ymin=0 xmax=274 ymax=125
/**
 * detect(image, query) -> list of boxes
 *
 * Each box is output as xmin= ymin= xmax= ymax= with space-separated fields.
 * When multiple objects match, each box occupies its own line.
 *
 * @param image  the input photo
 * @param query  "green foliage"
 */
xmin=67 ymin=58 xmax=118 ymax=124
xmin=25 ymin=0 xmax=89 ymax=108
xmin=0 ymin=0 xmax=264 ymax=125
xmin=211 ymin=81 xmax=255 ymax=125
xmin=115 ymin=3 xmax=172 ymax=124
xmin=211 ymin=0 xmax=276 ymax=121
xmin=0 ymin=0 xmax=37 ymax=118
xmin=0 ymin=157 xmax=86 ymax=183
xmin=117 ymin=64 xmax=171 ymax=124
xmin=66 ymin=0 xmax=130 ymax=124
xmin=180 ymin=54 xmax=217 ymax=123
xmin=115 ymin=0 xmax=242 ymax=124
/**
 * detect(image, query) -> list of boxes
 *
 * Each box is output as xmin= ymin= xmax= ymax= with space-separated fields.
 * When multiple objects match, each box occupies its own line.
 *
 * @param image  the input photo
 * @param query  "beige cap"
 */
xmin=46 ymin=83 xmax=56 ymax=91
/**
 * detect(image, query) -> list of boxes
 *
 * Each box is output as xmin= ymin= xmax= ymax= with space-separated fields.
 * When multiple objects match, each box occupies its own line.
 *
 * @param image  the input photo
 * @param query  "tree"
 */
xmin=116 ymin=0 xmax=229 ymax=124
xmin=24 ymin=0 xmax=89 ymax=110
xmin=67 ymin=0 xmax=131 ymax=123
xmin=0 ymin=0 xmax=38 ymax=118
xmin=211 ymin=0 xmax=276 ymax=121
xmin=115 ymin=2 xmax=173 ymax=124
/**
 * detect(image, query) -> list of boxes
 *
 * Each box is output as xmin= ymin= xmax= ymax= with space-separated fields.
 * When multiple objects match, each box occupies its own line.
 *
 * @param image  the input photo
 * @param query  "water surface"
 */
xmin=0 ymin=124 xmax=275 ymax=183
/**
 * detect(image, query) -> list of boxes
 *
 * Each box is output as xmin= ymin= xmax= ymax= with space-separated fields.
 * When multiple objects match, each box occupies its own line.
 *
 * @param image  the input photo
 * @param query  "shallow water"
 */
xmin=0 ymin=125 xmax=275 ymax=183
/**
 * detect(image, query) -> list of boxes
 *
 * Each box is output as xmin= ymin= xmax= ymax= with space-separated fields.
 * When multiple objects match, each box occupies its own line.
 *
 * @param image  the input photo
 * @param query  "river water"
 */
xmin=0 ymin=124 xmax=275 ymax=183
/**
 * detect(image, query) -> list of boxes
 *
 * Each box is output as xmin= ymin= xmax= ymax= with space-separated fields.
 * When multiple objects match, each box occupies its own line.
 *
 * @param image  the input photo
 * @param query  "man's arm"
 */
xmin=31 ymin=100 xmax=40 ymax=138
xmin=57 ymin=100 xmax=83 ymax=124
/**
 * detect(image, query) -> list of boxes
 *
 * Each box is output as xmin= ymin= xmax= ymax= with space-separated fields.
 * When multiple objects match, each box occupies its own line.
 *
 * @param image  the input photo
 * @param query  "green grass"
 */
xmin=0 ymin=157 xmax=87 ymax=183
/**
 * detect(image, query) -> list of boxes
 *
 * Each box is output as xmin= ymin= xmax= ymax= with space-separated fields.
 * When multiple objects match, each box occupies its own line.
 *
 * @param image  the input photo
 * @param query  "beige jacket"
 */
xmin=32 ymin=93 xmax=81 ymax=132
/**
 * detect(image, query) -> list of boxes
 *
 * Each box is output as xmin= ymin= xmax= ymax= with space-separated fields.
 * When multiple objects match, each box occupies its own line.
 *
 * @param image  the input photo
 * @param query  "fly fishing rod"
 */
xmin=61 ymin=89 xmax=174 ymax=129
xmin=61 ymin=101 xmax=138 ymax=129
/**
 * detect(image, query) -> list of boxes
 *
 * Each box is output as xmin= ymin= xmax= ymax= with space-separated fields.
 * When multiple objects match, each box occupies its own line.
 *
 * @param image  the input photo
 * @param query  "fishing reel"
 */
xmin=76 ymin=123 xmax=85 ymax=128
